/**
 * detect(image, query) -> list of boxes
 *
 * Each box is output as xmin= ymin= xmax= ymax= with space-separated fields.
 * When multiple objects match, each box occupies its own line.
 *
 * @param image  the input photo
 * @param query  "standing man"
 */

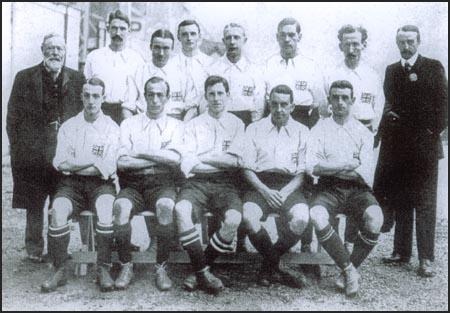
xmin=242 ymin=85 xmax=310 ymax=288
xmin=6 ymin=33 xmax=84 ymax=262
xmin=307 ymin=80 xmax=383 ymax=297
xmin=325 ymin=24 xmax=383 ymax=252
xmin=84 ymin=10 xmax=145 ymax=124
xmin=175 ymin=19 xmax=214 ymax=108
xmin=264 ymin=17 xmax=327 ymax=129
xmin=374 ymin=25 xmax=448 ymax=277
xmin=208 ymin=23 xmax=265 ymax=126
xmin=174 ymin=76 xmax=244 ymax=294
xmin=41 ymin=78 xmax=120 ymax=292
xmin=113 ymin=77 xmax=183 ymax=291
xmin=134 ymin=29 xmax=197 ymax=121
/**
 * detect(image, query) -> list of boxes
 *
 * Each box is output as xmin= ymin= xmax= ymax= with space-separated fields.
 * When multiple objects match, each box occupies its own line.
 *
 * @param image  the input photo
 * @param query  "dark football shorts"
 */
xmin=53 ymin=174 xmax=116 ymax=218
xmin=310 ymin=176 xmax=379 ymax=223
xmin=243 ymin=172 xmax=308 ymax=220
xmin=115 ymin=173 xmax=177 ymax=217
xmin=177 ymin=172 xmax=242 ymax=223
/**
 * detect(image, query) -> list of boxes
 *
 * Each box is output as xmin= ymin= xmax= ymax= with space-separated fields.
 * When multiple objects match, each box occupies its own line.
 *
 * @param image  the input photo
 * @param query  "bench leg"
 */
xmin=75 ymin=213 xmax=95 ymax=276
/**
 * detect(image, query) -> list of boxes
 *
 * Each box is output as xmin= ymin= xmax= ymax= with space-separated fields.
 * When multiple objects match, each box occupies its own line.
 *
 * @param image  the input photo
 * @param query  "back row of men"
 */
xmin=42 ymin=74 xmax=381 ymax=298
xmin=84 ymin=11 xmax=383 ymax=131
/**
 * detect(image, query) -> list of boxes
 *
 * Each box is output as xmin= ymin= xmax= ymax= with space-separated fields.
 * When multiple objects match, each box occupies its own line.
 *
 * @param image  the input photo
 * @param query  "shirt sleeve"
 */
xmin=354 ymin=130 xmax=375 ymax=187
xmin=241 ymin=124 xmax=258 ymax=171
xmin=305 ymin=126 xmax=323 ymax=177
xmin=53 ymin=123 xmax=74 ymax=171
xmin=296 ymin=127 xmax=309 ymax=173
xmin=179 ymin=120 xmax=200 ymax=178
xmin=166 ymin=121 xmax=185 ymax=153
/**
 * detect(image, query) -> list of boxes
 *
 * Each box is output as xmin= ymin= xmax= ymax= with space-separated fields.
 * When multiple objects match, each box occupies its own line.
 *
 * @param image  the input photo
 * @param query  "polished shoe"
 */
xmin=183 ymin=273 xmax=198 ymax=291
xmin=382 ymin=253 xmax=410 ymax=265
xmin=335 ymin=272 xmax=345 ymax=291
xmin=97 ymin=264 xmax=114 ymax=292
xmin=343 ymin=264 xmax=360 ymax=298
xmin=155 ymin=262 xmax=172 ymax=291
xmin=115 ymin=262 xmax=134 ymax=290
xmin=275 ymin=267 xmax=308 ymax=289
xmin=196 ymin=266 xmax=224 ymax=294
xmin=41 ymin=263 xmax=68 ymax=293
xmin=417 ymin=259 xmax=436 ymax=278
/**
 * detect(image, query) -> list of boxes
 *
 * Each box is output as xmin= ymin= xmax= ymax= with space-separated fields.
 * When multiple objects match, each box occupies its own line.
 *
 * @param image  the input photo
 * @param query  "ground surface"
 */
xmin=2 ymin=147 xmax=448 ymax=311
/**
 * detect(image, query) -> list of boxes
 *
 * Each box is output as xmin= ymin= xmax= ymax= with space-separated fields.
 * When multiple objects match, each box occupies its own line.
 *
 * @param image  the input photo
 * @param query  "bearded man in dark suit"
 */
xmin=6 ymin=33 xmax=85 ymax=262
xmin=374 ymin=25 xmax=448 ymax=277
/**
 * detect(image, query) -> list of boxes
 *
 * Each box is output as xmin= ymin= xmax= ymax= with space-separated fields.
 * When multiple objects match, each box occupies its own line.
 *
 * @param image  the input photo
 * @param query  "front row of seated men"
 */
xmin=41 ymin=75 xmax=383 ymax=298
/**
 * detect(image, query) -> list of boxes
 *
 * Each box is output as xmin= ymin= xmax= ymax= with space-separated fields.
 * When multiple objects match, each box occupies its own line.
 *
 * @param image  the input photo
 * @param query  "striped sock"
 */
xmin=350 ymin=230 xmax=379 ymax=268
xmin=114 ymin=223 xmax=132 ymax=263
xmin=204 ymin=231 xmax=236 ymax=265
xmin=179 ymin=228 xmax=206 ymax=272
xmin=96 ymin=222 xmax=114 ymax=265
xmin=316 ymin=224 xmax=350 ymax=270
xmin=48 ymin=221 xmax=71 ymax=268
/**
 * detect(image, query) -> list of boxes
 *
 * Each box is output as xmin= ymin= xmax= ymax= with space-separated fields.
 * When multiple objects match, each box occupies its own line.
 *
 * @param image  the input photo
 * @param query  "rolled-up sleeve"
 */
xmin=241 ymin=124 xmax=258 ymax=171
xmin=354 ymin=132 xmax=375 ymax=187
xmin=118 ymin=120 xmax=133 ymax=158
xmin=296 ymin=128 xmax=309 ymax=174
xmin=305 ymin=128 xmax=323 ymax=177
xmin=53 ymin=124 xmax=74 ymax=171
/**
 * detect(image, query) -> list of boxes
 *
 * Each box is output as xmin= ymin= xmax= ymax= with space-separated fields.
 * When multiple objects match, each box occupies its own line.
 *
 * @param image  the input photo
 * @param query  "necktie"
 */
xmin=405 ymin=62 xmax=412 ymax=72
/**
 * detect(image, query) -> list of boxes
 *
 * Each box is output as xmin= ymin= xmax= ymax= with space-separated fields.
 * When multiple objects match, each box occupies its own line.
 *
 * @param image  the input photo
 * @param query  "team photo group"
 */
xmin=6 ymin=7 xmax=447 ymax=301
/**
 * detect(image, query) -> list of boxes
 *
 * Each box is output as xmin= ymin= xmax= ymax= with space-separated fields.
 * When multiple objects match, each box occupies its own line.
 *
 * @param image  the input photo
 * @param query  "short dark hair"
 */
xmin=338 ymin=24 xmax=368 ymax=45
xmin=150 ymin=29 xmax=175 ymax=49
xmin=277 ymin=18 xmax=301 ymax=34
xmin=177 ymin=19 xmax=201 ymax=36
xmin=269 ymin=85 xmax=294 ymax=103
xmin=397 ymin=24 xmax=421 ymax=42
xmin=85 ymin=77 xmax=106 ymax=95
xmin=144 ymin=76 xmax=170 ymax=97
xmin=204 ymin=75 xmax=230 ymax=94
xmin=108 ymin=10 xmax=130 ymax=27
xmin=329 ymin=80 xmax=354 ymax=99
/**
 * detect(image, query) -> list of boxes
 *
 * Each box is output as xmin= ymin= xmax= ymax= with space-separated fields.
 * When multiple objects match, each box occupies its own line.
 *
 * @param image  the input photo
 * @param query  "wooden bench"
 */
xmin=69 ymin=210 xmax=345 ymax=276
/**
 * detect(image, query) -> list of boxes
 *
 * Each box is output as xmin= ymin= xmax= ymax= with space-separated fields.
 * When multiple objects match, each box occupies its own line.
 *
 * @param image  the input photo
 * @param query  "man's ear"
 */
xmin=297 ymin=33 xmax=302 ymax=42
xmin=339 ymin=42 xmax=344 ymax=52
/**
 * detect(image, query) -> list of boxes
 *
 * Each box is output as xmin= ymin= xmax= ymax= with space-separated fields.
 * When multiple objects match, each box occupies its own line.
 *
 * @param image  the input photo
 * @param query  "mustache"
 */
xmin=112 ymin=35 xmax=123 ymax=41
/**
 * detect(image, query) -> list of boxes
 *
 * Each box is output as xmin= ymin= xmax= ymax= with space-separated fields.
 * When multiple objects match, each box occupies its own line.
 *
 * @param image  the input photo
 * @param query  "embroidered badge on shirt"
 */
xmin=295 ymin=81 xmax=308 ymax=91
xmin=171 ymin=91 xmax=183 ymax=102
xmin=222 ymin=140 xmax=231 ymax=152
xmin=242 ymin=86 xmax=255 ymax=96
xmin=92 ymin=145 xmax=105 ymax=158
xmin=360 ymin=93 xmax=374 ymax=104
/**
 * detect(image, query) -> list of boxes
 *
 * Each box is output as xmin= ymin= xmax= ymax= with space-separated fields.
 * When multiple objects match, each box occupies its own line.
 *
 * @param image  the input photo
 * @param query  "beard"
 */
xmin=44 ymin=57 xmax=63 ymax=72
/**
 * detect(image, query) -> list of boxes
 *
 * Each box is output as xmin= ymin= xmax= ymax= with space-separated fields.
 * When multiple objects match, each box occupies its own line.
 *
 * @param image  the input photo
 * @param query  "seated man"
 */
xmin=306 ymin=80 xmax=383 ymax=297
xmin=174 ymin=75 xmax=245 ymax=295
xmin=42 ymin=78 xmax=120 ymax=292
xmin=113 ymin=77 xmax=183 ymax=291
xmin=242 ymin=84 xmax=310 ymax=288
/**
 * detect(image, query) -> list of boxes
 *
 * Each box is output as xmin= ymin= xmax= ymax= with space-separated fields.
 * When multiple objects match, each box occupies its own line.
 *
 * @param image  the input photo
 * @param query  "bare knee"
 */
xmin=156 ymin=198 xmax=175 ymax=225
xmin=363 ymin=205 xmax=383 ymax=233
xmin=309 ymin=205 xmax=330 ymax=230
xmin=51 ymin=197 xmax=72 ymax=227
xmin=95 ymin=195 xmax=114 ymax=224
xmin=174 ymin=200 xmax=194 ymax=231
xmin=243 ymin=202 xmax=263 ymax=233
xmin=288 ymin=204 xmax=309 ymax=235
xmin=113 ymin=198 xmax=132 ymax=225
xmin=224 ymin=209 xmax=242 ymax=230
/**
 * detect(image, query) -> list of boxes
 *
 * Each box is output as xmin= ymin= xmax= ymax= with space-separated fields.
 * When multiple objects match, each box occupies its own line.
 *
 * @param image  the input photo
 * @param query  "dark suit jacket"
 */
xmin=374 ymin=55 xmax=448 ymax=202
xmin=6 ymin=63 xmax=85 ymax=209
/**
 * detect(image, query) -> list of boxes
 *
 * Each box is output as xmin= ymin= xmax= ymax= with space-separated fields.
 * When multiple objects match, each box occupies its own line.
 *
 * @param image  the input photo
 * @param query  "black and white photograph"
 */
xmin=2 ymin=2 xmax=448 ymax=311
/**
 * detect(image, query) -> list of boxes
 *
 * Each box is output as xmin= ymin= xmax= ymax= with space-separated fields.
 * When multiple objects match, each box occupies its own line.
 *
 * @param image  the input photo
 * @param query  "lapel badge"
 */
xmin=409 ymin=73 xmax=418 ymax=81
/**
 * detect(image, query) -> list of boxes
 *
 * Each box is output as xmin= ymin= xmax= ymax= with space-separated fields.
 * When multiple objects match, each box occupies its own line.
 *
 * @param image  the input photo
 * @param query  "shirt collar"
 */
xmin=401 ymin=52 xmax=419 ymax=67
xmin=278 ymin=53 xmax=300 ymax=67
xmin=204 ymin=111 xmax=230 ymax=129
xmin=265 ymin=116 xmax=294 ymax=137
xmin=78 ymin=110 xmax=107 ymax=131
xmin=141 ymin=112 xmax=167 ymax=132
xmin=224 ymin=55 xmax=249 ymax=72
